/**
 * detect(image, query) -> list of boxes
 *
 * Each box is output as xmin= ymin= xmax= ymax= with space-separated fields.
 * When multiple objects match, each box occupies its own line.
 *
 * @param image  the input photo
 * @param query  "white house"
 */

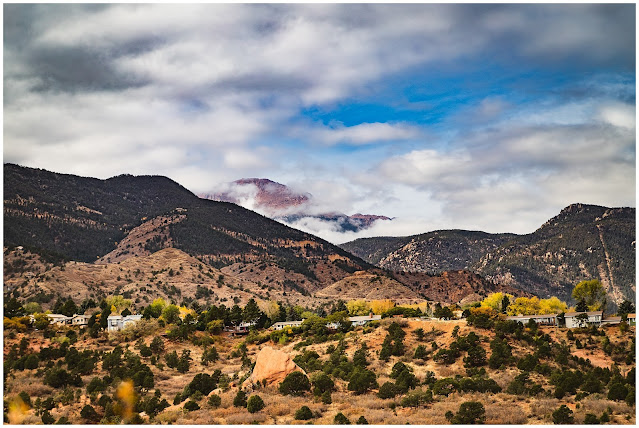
xmin=564 ymin=311 xmax=603 ymax=328
xmin=107 ymin=314 xmax=143 ymax=331
xmin=47 ymin=314 xmax=72 ymax=326
xmin=71 ymin=314 xmax=90 ymax=326
xmin=628 ymin=314 xmax=636 ymax=325
xmin=601 ymin=316 xmax=621 ymax=326
xmin=506 ymin=314 xmax=558 ymax=326
xmin=271 ymin=320 xmax=305 ymax=330
xmin=349 ymin=314 xmax=382 ymax=326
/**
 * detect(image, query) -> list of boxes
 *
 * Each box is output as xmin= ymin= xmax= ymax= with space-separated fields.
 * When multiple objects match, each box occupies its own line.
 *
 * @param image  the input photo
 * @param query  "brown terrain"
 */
xmin=4 ymin=318 xmax=634 ymax=425
xmin=315 ymin=271 xmax=422 ymax=304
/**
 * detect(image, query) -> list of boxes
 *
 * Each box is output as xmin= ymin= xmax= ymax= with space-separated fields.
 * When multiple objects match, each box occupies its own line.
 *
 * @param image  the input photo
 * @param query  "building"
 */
xmin=506 ymin=314 xmax=558 ymax=326
xmin=271 ymin=320 xmax=305 ymax=330
xmin=47 ymin=314 xmax=72 ymax=326
xmin=224 ymin=321 xmax=256 ymax=335
xmin=107 ymin=314 xmax=143 ymax=331
xmin=349 ymin=314 xmax=382 ymax=326
xmin=71 ymin=314 xmax=90 ymax=326
xmin=627 ymin=314 xmax=636 ymax=325
xmin=601 ymin=316 xmax=621 ymax=326
xmin=564 ymin=311 xmax=603 ymax=328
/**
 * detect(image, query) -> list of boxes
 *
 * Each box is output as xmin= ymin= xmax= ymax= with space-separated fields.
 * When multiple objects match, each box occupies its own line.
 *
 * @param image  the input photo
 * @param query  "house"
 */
xmin=271 ymin=320 xmax=305 ymax=330
xmin=349 ymin=314 xmax=382 ymax=326
xmin=47 ymin=314 xmax=72 ymax=326
xmin=627 ymin=314 xmax=636 ymax=325
xmin=71 ymin=314 xmax=90 ymax=326
xmin=224 ymin=321 xmax=256 ymax=335
xmin=506 ymin=314 xmax=558 ymax=326
xmin=107 ymin=314 xmax=142 ymax=331
xmin=601 ymin=316 xmax=621 ymax=326
xmin=564 ymin=311 xmax=603 ymax=328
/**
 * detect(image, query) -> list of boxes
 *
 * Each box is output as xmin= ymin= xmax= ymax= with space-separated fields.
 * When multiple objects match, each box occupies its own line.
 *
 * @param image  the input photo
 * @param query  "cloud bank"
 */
xmin=4 ymin=4 xmax=635 ymax=243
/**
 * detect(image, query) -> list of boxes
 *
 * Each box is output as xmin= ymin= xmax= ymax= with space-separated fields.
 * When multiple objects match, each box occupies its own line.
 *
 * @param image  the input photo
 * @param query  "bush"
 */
xmin=583 ymin=413 xmax=599 ymax=424
xmin=80 ymin=405 xmax=100 ymax=422
xmin=347 ymin=368 xmax=378 ymax=394
xmin=233 ymin=390 xmax=247 ymax=407
xmin=41 ymin=410 xmax=55 ymax=425
xmin=311 ymin=372 xmax=334 ymax=396
xmin=295 ymin=405 xmax=313 ymax=420
xmin=552 ymin=405 xmax=574 ymax=424
xmin=208 ymin=394 xmax=222 ymax=408
xmin=279 ymin=371 xmax=311 ymax=396
xmin=608 ymin=382 xmax=629 ymax=401
xmin=184 ymin=373 xmax=217 ymax=398
xmin=357 ymin=416 xmax=369 ymax=424
xmin=183 ymin=400 xmax=200 ymax=412
xmin=378 ymin=381 xmax=400 ymax=399
xmin=246 ymin=395 xmax=265 ymax=413
xmin=334 ymin=412 xmax=351 ymax=424
xmin=400 ymin=390 xmax=433 ymax=408
xmin=321 ymin=390 xmax=332 ymax=404
xmin=450 ymin=401 xmax=485 ymax=424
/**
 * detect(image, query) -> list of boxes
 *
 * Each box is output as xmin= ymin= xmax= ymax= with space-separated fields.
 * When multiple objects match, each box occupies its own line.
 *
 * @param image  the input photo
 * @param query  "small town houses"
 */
xmin=106 ymin=314 xmax=143 ymax=331
xmin=506 ymin=310 xmax=635 ymax=329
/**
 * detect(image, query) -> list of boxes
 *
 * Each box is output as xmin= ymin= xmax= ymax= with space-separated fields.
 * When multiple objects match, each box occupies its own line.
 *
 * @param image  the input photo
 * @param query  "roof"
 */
xmin=627 ymin=313 xmax=636 ymax=318
xmin=107 ymin=315 xmax=122 ymax=320
xmin=564 ymin=311 xmax=603 ymax=317
xmin=47 ymin=313 xmax=69 ymax=318
xmin=272 ymin=320 xmax=304 ymax=326
xmin=506 ymin=314 xmax=558 ymax=319
xmin=603 ymin=316 xmax=621 ymax=321
xmin=348 ymin=315 xmax=382 ymax=322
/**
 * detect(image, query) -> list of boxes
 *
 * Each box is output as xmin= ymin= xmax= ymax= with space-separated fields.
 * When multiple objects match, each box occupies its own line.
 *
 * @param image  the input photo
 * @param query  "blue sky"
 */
xmin=4 ymin=4 xmax=636 ymax=243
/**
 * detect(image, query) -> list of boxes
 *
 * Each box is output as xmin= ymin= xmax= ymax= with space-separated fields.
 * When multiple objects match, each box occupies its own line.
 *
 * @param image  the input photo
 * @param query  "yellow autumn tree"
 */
xmin=264 ymin=300 xmax=281 ymax=321
xmin=507 ymin=297 xmax=541 ymax=316
xmin=370 ymin=299 xmax=395 ymax=315
xmin=539 ymin=296 xmax=568 ymax=314
xmin=106 ymin=295 xmax=132 ymax=315
xmin=346 ymin=300 xmax=371 ymax=316
xmin=480 ymin=292 xmax=514 ymax=313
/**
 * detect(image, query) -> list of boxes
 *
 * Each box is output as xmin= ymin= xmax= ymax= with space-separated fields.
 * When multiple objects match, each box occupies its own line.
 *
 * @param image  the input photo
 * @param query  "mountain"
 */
xmin=199 ymin=178 xmax=391 ymax=232
xmin=3 ymin=164 xmax=371 ymax=297
xmin=3 ymin=164 xmax=534 ymax=306
xmin=341 ymin=204 xmax=636 ymax=306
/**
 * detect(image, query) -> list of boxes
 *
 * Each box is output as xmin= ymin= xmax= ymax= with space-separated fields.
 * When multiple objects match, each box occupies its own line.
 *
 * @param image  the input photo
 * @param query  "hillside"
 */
xmin=341 ymin=204 xmax=635 ymax=306
xmin=3 ymin=164 xmax=371 ymax=294
xmin=315 ymin=271 xmax=421 ymax=304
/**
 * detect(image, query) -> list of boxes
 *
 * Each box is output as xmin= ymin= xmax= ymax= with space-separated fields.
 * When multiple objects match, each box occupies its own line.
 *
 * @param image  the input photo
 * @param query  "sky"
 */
xmin=3 ymin=4 xmax=636 ymax=244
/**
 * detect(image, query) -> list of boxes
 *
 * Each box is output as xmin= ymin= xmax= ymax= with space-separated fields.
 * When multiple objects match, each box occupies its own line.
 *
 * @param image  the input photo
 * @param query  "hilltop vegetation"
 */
xmin=3 ymin=293 xmax=635 ymax=425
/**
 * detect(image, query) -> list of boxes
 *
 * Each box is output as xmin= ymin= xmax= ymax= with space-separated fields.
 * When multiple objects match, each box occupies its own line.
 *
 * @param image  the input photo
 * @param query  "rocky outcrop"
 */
xmin=242 ymin=346 xmax=305 ymax=388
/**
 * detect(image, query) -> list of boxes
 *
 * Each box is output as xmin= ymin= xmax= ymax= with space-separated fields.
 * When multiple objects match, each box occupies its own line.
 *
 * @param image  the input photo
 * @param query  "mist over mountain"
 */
xmin=200 ymin=178 xmax=392 ymax=234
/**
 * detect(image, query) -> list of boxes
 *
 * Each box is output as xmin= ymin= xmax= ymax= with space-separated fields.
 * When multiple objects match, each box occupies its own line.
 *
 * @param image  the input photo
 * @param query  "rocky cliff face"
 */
xmin=342 ymin=204 xmax=635 ymax=306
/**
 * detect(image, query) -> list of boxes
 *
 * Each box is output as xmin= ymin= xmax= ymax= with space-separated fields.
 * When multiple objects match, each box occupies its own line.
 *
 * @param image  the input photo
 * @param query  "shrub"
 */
xmin=400 ymin=390 xmax=433 ymax=408
xmin=86 ymin=377 xmax=106 ymax=394
xmin=321 ymin=390 xmax=332 ymax=404
xmin=347 ymin=368 xmax=378 ymax=394
xmin=295 ymin=405 xmax=313 ymax=420
xmin=583 ymin=413 xmax=599 ymax=424
xmin=311 ymin=372 xmax=334 ymax=396
xmin=247 ymin=395 xmax=265 ymax=413
xmin=451 ymin=401 xmax=485 ymax=424
xmin=334 ymin=412 xmax=351 ymax=424
xmin=183 ymin=400 xmax=200 ymax=412
xmin=279 ymin=371 xmax=311 ymax=396
xmin=80 ymin=405 xmax=100 ymax=422
xmin=233 ymin=390 xmax=248 ymax=407
xmin=24 ymin=354 xmax=39 ymax=370
xmin=357 ymin=416 xmax=369 ymax=424
xmin=378 ymin=381 xmax=400 ymax=399
xmin=552 ymin=405 xmax=574 ymax=424
xmin=208 ymin=394 xmax=221 ymax=408
xmin=184 ymin=373 xmax=217 ymax=398
xmin=41 ymin=410 xmax=55 ymax=425
xmin=608 ymin=382 xmax=629 ymax=401
xmin=414 ymin=344 xmax=428 ymax=360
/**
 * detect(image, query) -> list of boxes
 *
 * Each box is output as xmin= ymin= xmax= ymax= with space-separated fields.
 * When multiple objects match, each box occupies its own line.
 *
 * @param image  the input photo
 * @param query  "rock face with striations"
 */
xmin=243 ymin=346 xmax=305 ymax=388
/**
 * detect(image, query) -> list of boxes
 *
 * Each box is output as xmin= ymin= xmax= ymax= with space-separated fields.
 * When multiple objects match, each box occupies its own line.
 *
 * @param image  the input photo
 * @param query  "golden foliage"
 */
xmin=346 ymin=299 xmax=371 ymax=315
xmin=7 ymin=395 xmax=30 ymax=424
xmin=116 ymin=380 xmax=137 ymax=421
xmin=369 ymin=299 xmax=396 ymax=315
xmin=4 ymin=316 xmax=30 ymax=331
xmin=506 ymin=296 xmax=568 ymax=316
xmin=264 ymin=300 xmax=280 ymax=320
xmin=480 ymin=292 xmax=514 ymax=312
xmin=106 ymin=295 xmax=132 ymax=315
